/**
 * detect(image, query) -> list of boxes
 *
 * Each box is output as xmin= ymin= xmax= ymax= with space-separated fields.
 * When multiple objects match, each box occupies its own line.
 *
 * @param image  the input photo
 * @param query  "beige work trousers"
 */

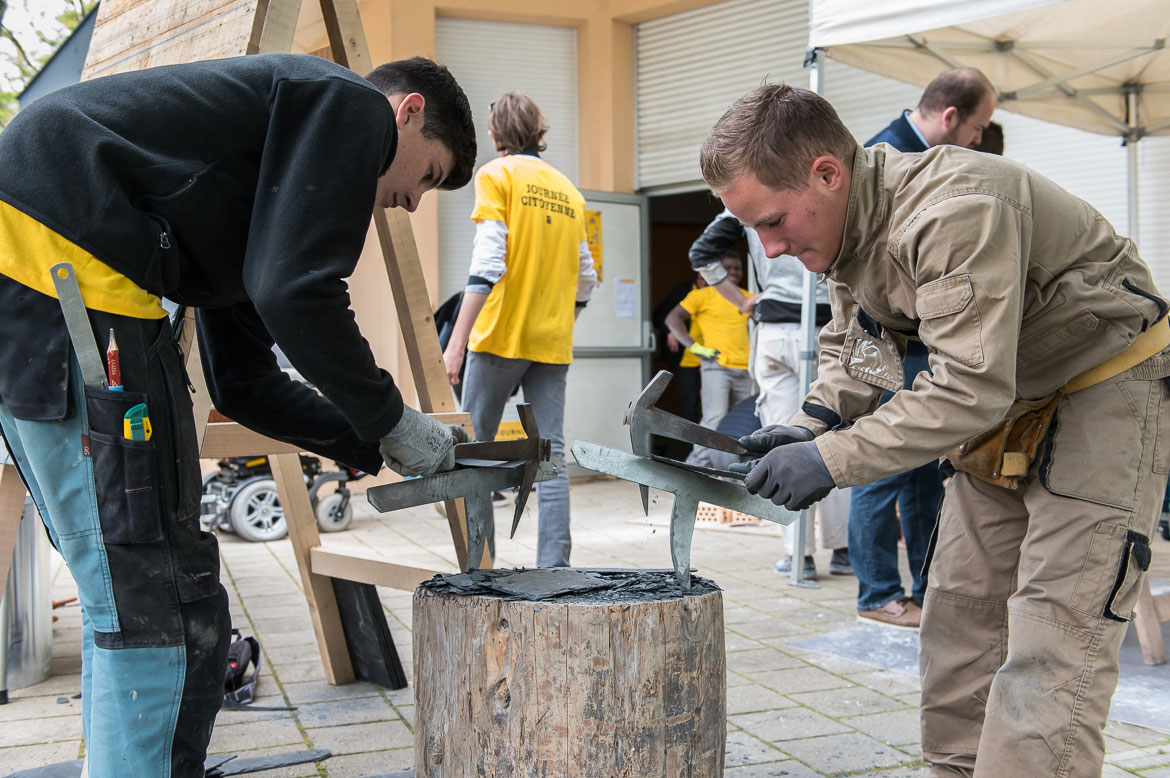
xmin=920 ymin=364 xmax=1170 ymax=778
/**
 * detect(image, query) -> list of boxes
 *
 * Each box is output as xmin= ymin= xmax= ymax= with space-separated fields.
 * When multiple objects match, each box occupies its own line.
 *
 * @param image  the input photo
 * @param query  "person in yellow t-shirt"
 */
xmin=442 ymin=92 xmax=597 ymax=568
xmin=665 ymin=250 xmax=754 ymax=466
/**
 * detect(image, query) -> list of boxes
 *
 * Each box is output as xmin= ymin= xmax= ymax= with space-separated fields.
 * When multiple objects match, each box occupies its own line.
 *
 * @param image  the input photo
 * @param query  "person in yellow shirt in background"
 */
xmin=665 ymin=249 xmax=753 ymax=467
xmin=443 ymin=92 xmax=597 ymax=567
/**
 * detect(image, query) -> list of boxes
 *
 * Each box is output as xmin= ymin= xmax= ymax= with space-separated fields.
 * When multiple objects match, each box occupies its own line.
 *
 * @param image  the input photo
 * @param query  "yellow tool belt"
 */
xmin=948 ymin=317 xmax=1170 ymax=489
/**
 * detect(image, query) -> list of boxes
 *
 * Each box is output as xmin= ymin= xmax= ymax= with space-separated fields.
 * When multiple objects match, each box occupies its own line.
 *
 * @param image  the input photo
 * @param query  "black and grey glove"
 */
xmin=730 ymin=438 xmax=835 ymax=511
xmin=737 ymin=424 xmax=814 ymax=455
xmin=379 ymin=406 xmax=469 ymax=477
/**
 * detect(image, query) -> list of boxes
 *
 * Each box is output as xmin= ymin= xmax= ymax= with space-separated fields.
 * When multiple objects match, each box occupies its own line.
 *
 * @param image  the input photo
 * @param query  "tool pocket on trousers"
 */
xmin=1104 ymin=531 xmax=1152 ymax=622
xmin=1039 ymin=381 xmax=1143 ymax=510
xmin=172 ymin=531 xmax=222 ymax=602
xmin=1154 ymin=377 xmax=1170 ymax=475
xmin=85 ymin=386 xmax=163 ymax=544
xmin=1069 ymin=523 xmax=1149 ymax=621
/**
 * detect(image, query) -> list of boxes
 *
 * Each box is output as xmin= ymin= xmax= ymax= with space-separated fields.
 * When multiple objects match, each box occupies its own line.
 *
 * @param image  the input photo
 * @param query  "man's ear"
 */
xmin=810 ymin=155 xmax=845 ymax=192
xmin=940 ymin=105 xmax=959 ymax=129
xmin=393 ymin=92 xmax=426 ymax=128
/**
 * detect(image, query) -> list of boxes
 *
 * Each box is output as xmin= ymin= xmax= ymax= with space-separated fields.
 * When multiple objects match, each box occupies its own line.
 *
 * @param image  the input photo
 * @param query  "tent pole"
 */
xmin=1126 ymin=88 xmax=1140 ymax=246
xmin=785 ymin=49 xmax=826 ymax=589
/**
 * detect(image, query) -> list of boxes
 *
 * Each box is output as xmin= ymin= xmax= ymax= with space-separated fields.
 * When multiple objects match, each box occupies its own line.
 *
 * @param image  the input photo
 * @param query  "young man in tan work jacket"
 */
xmin=710 ymin=84 xmax=1170 ymax=778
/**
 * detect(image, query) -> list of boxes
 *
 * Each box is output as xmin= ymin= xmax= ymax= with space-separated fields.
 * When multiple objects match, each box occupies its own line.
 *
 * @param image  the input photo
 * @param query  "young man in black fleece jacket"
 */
xmin=0 ymin=53 xmax=474 ymax=777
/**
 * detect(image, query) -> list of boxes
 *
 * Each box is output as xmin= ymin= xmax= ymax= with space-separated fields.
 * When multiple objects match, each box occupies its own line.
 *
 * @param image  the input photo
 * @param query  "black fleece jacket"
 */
xmin=0 ymin=54 xmax=402 ymax=473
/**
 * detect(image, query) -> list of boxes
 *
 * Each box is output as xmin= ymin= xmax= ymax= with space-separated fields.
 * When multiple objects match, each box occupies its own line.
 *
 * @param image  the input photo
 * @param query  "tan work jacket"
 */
xmin=789 ymin=145 xmax=1169 ymax=487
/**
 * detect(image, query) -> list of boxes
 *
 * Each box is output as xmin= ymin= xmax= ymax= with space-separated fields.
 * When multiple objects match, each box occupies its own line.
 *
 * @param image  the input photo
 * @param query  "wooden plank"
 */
xmin=0 ymin=464 xmax=28 ymax=605
xmin=251 ymin=0 xmax=304 ymax=55
xmin=270 ymin=452 xmax=354 ymax=684
xmin=430 ymin=412 xmax=473 ymax=435
xmin=200 ymin=422 xmax=303 ymax=458
xmin=1156 ymin=591 xmax=1170 ymax=623
xmin=82 ymin=0 xmax=260 ymax=79
xmin=1134 ymin=577 xmax=1167 ymax=665
xmin=317 ymin=0 xmax=370 ymax=73
xmin=325 ymin=0 xmax=480 ymax=571
xmin=374 ymin=210 xmax=456 ymax=415
xmin=310 ymin=546 xmax=443 ymax=591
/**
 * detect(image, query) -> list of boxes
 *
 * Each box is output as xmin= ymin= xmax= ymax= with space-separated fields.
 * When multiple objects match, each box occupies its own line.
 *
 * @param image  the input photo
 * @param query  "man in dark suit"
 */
xmin=849 ymin=67 xmax=997 ymax=630
xmin=868 ymin=67 xmax=996 ymax=153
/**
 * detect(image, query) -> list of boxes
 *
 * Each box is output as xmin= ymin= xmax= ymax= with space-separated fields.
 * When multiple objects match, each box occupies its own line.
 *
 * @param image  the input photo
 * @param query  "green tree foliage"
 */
xmin=0 ymin=0 xmax=97 ymax=127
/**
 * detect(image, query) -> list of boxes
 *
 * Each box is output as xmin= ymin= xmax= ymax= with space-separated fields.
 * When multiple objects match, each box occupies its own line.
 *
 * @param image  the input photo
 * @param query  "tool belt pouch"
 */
xmin=85 ymin=386 xmax=163 ymax=543
xmin=945 ymin=391 xmax=1061 ymax=489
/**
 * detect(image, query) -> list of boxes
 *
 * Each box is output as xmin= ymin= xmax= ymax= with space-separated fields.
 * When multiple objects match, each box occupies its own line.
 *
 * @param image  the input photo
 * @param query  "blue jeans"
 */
xmin=849 ymin=342 xmax=944 ymax=610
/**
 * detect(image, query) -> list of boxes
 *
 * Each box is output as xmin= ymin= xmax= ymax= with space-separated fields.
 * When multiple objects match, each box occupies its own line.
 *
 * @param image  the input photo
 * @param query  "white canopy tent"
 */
xmin=783 ymin=0 xmax=1170 ymax=580
xmin=807 ymin=0 xmax=1170 ymax=242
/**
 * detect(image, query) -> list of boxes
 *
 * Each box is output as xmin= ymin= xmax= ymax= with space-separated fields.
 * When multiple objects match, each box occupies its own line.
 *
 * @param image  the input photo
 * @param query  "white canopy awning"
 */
xmin=809 ymin=0 xmax=1170 ymax=140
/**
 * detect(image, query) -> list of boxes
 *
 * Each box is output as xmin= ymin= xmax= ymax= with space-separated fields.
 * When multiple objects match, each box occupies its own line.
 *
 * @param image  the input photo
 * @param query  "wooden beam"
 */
xmin=1156 ymin=591 xmax=1170 ymax=623
xmin=270 ymin=452 xmax=355 ymax=684
xmin=311 ymin=546 xmax=443 ymax=591
xmin=373 ymin=210 xmax=455 ymax=415
xmin=251 ymin=0 xmax=303 ymax=55
xmin=430 ymin=412 xmax=473 ymax=435
xmin=0 ymin=464 xmax=28 ymax=605
xmin=83 ymin=0 xmax=260 ymax=80
xmin=200 ymin=422 xmax=303 ymax=459
xmin=318 ymin=0 xmax=370 ymax=73
xmin=320 ymin=2 xmax=485 ymax=570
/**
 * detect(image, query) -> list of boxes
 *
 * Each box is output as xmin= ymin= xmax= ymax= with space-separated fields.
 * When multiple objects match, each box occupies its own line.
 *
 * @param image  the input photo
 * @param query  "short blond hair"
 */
xmin=489 ymin=92 xmax=547 ymax=154
xmin=700 ymin=84 xmax=858 ymax=193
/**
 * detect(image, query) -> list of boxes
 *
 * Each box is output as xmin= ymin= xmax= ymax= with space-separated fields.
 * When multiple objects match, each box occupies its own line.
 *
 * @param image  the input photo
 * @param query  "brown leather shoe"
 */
xmin=857 ymin=597 xmax=921 ymax=630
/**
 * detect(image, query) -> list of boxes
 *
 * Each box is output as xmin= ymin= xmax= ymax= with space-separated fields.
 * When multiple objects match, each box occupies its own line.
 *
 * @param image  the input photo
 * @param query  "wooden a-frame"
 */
xmin=0 ymin=0 xmax=484 ymax=685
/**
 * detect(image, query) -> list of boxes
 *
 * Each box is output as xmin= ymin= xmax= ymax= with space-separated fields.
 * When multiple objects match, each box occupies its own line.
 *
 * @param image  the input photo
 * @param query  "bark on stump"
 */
xmin=412 ymin=571 xmax=726 ymax=777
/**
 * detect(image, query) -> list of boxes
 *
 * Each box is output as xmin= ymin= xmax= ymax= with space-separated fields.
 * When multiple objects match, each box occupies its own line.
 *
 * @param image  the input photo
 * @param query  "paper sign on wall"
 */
xmin=615 ymin=278 xmax=637 ymax=319
xmin=585 ymin=209 xmax=603 ymax=284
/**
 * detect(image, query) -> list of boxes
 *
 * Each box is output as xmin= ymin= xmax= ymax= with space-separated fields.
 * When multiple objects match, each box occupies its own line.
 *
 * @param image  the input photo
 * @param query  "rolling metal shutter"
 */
xmin=635 ymin=0 xmax=808 ymax=192
xmin=434 ymin=18 xmax=579 ymax=301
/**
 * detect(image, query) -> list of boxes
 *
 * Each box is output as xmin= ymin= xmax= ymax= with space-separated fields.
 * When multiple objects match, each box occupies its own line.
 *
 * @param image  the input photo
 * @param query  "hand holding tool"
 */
xmin=732 ymin=439 xmax=835 ymax=511
xmin=687 ymin=342 xmax=719 ymax=360
xmin=368 ymin=405 xmax=556 ymax=571
xmin=379 ymin=406 xmax=469 ymax=477
xmin=624 ymin=370 xmax=748 ymax=513
xmin=738 ymin=424 xmax=814 ymax=454
xmin=572 ymin=439 xmax=795 ymax=588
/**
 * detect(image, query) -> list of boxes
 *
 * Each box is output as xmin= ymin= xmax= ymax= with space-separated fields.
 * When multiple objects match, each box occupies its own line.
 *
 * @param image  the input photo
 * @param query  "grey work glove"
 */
xmin=729 ymin=438 xmax=835 ymax=511
xmin=379 ymin=406 xmax=470 ymax=477
xmin=737 ymin=424 xmax=814 ymax=455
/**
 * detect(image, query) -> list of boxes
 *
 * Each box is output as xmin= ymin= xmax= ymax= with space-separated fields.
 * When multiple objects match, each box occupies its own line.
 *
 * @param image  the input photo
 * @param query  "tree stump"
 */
xmin=413 ymin=569 xmax=726 ymax=777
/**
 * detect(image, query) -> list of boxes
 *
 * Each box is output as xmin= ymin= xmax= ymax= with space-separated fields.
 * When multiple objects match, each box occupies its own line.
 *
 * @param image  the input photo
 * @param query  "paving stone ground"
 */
xmin=3 ymin=478 xmax=1169 ymax=777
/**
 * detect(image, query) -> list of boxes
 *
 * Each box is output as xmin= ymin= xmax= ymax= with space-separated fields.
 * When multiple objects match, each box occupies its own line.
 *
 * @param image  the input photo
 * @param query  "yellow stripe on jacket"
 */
xmin=0 ymin=199 xmax=166 ymax=319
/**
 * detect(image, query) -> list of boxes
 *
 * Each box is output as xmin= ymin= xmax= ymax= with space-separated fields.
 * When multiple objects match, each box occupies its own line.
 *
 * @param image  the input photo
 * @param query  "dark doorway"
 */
xmin=646 ymin=190 xmax=746 ymax=458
